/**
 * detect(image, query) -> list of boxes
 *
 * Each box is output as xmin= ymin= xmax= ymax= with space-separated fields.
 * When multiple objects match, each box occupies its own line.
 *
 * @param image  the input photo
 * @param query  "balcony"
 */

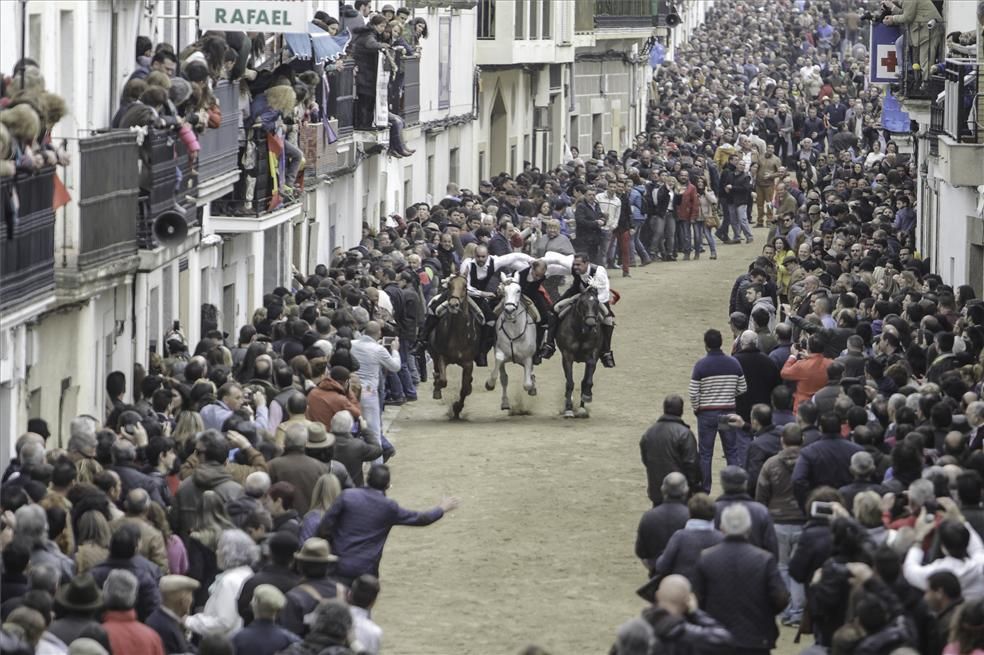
xmin=1 ymin=166 xmax=56 ymax=314
xmin=196 ymin=81 xmax=242 ymax=203
xmin=209 ymin=129 xmax=303 ymax=233
xmin=936 ymin=58 xmax=984 ymax=188
xmin=593 ymin=0 xmax=662 ymax=29
xmin=325 ymin=61 xmax=355 ymax=137
xmin=77 ymin=131 xmax=140 ymax=270
xmin=138 ymin=128 xmax=198 ymax=249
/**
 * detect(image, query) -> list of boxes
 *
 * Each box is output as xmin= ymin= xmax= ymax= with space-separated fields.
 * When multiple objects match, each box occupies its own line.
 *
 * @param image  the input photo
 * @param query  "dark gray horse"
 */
xmin=428 ymin=275 xmax=482 ymax=419
xmin=555 ymin=283 xmax=603 ymax=418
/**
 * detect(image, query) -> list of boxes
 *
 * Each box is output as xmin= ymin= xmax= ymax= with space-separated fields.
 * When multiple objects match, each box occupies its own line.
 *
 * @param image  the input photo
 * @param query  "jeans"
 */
xmin=397 ymin=340 xmax=416 ymax=398
xmin=696 ymin=410 xmax=739 ymax=492
xmin=775 ymin=523 xmax=806 ymax=620
xmin=631 ymin=221 xmax=651 ymax=264
xmin=735 ymin=427 xmax=753 ymax=472
xmin=717 ymin=201 xmax=739 ymax=241
xmin=661 ymin=214 xmax=677 ymax=257
xmin=600 ymin=229 xmax=614 ymax=266
xmin=676 ymin=219 xmax=693 ymax=255
xmin=695 ymin=223 xmax=717 ymax=255
xmin=283 ymin=139 xmax=303 ymax=186
xmin=649 ymin=214 xmax=668 ymax=257
xmin=361 ymin=386 xmax=385 ymax=464
xmin=731 ymin=203 xmax=753 ymax=240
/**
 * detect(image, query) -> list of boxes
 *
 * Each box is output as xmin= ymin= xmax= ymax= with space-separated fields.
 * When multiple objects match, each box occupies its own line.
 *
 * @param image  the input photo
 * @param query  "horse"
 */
xmin=484 ymin=273 xmax=538 ymax=411
xmin=555 ymin=280 xmax=604 ymax=418
xmin=428 ymin=275 xmax=482 ymax=419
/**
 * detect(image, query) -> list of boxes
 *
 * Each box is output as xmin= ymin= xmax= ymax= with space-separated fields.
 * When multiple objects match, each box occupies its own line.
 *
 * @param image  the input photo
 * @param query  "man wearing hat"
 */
xmin=145 ymin=575 xmax=199 ymax=655
xmin=268 ymin=424 xmax=334 ymax=515
xmin=233 ymin=585 xmax=299 ymax=655
xmin=280 ymin=538 xmax=347 ymax=637
xmin=49 ymin=575 xmax=102 ymax=645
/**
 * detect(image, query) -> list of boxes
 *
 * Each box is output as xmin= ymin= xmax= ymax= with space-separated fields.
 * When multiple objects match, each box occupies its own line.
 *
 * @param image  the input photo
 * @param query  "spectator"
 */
xmin=639 ymin=394 xmax=701 ymax=504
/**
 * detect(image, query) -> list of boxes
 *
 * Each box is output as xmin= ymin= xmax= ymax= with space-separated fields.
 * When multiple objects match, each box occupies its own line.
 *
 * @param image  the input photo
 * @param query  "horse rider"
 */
xmin=512 ymin=260 xmax=556 ymax=364
xmin=539 ymin=252 xmax=616 ymax=368
xmin=413 ymin=245 xmax=531 ymax=366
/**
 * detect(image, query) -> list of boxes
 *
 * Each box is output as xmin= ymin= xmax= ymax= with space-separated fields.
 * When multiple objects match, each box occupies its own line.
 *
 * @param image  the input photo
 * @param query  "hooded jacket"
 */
xmin=172 ymin=462 xmax=244 ymax=535
xmin=306 ymin=378 xmax=362 ymax=431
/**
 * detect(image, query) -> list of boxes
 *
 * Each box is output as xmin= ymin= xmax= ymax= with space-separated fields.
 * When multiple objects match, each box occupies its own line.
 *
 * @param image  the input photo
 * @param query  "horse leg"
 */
xmin=581 ymin=359 xmax=597 ymax=405
xmin=453 ymin=362 xmax=473 ymax=418
xmin=433 ymin=357 xmax=446 ymax=400
xmin=485 ymin=345 xmax=500 ymax=391
xmin=562 ymin=353 xmax=575 ymax=418
xmin=500 ymin=363 xmax=510 ymax=411
xmin=522 ymin=355 xmax=536 ymax=395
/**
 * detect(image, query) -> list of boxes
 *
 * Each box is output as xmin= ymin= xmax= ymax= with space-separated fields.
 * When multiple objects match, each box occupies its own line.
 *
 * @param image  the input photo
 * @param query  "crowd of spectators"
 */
xmin=627 ymin=0 xmax=984 ymax=653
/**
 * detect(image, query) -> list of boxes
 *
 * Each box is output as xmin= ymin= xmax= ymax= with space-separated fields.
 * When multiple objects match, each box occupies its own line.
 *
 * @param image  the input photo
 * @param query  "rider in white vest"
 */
xmin=539 ymin=252 xmax=616 ymax=368
xmin=412 ymin=245 xmax=531 ymax=366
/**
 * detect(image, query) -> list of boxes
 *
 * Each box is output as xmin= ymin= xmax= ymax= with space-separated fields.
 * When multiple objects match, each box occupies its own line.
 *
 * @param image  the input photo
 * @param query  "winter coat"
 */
xmin=639 ymin=606 xmax=733 ymax=655
xmin=574 ymin=201 xmax=604 ymax=245
xmin=733 ymin=348 xmax=781 ymax=423
xmin=650 ymin=520 xmax=725 ymax=587
xmin=267 ymin=451 xmax=333 ymax=515
xmin=112 ymin=463 xmax=166 ymax=506
xmin=789 ymin=519 xmax=833 ymax=585
xmin=102 ymin=610 xmax=166 ymax=655
xmin=90 ymin=556 xmax=162 ymax=621
xmin=636 ymin=501 xmax=690 ymax=573
xmin=694 ymin=537 xmax=788 ymax=651
xmin=172 ymin=462 xmax=244 ymax=535
xmin=756 ymin=447 xmax=807 ymax=524
xmin=351 ymin=27 xmax=386 ymax=96
xmin=713 ymin=493 xmax=779 ymax=556
xmin=744 ymin=425 xmax=782 ymax=497
xmin=333 ymin=432 xmax=383 ymax=487
xmin=640 ymin=415 xmax=701 ymax=504
xmin=306 ymin=378 xmax=362 ymax=434
xmin=238 ymin=563 xmax=302 ymax=626
xmin=792 ymin=432 xmax=863 ymax=507
xmin=676 ymin=182 xmax=699 ymax=221
xmin=233 ymin=619 xmax=300 ymax=655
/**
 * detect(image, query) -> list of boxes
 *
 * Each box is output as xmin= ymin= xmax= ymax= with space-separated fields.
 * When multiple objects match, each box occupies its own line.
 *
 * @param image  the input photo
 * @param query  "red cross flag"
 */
xmin=869 ymin=23 xmax=903 ymax=83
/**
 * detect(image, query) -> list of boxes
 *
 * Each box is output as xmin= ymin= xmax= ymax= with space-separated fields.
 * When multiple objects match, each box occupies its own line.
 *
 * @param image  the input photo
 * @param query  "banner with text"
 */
xmin=199 ymin=1 xmax=309 ymax=34
xmin=869 ymin=23 xmax=903 ymax=83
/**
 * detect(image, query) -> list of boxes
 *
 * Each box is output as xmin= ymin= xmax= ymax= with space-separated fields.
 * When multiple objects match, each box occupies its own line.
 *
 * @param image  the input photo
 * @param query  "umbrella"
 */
xmin=284 ymin=22 xmax=350 ymax=64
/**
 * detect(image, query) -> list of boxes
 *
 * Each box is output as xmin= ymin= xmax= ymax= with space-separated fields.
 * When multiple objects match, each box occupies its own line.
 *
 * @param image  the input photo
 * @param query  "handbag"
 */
xmin=704 ymin=206 xmax=721 ymax=229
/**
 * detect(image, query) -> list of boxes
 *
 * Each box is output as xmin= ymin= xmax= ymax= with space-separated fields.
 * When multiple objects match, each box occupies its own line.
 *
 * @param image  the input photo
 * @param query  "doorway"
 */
xmin=489 ymin=88 xmax=508 ymax=177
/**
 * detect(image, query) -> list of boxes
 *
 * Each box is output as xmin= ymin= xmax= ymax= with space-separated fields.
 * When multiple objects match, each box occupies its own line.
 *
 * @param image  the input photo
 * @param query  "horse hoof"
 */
xmin=501 ymin=402 xmax=510 ymax=411
xmin=484 ymin=380 xmax=495 ymax=391
xmin=528 ymin=387 xmax=537 ymax=397
xmin=575 ymin=407 xmax=590 ymax=419
xmin=452 ymin=402 xmax=464 ymax=418
xmin=563 ymin=409 xmax=575 ymax=418
xmin=433 ymin=389 xmax=442 ymax=400
xmin=581 ymin=394 xmax=593 ymax=404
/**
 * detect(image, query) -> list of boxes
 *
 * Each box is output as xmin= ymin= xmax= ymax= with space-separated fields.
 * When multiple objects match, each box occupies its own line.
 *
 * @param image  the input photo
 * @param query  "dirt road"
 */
xmin=373 ymin=238 xmax=796 ymax=654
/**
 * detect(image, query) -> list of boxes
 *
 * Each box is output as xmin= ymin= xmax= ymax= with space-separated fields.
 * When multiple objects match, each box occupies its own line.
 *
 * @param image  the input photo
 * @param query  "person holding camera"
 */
xmin=780 ymin=335 xmax=833 ymax=411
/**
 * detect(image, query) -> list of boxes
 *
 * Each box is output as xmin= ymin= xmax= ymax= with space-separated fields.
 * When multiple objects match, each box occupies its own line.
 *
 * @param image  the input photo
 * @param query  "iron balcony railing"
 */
xmin=325 ymin=60 xmax=356 ymax=137
xmin=77 ymin=131 xmax=140 ymax=268
xmin=593 ymin=0 xmax=662 ymax=28
xmin=942 ymin=58 xmax=980 ymax=143
xmin=0 ymin=166 xmax=56 ymax=311
xmin=197 ymin=80 xmax=241 ymax=182
xmin=138 ymin=128 xmax=198 ymax=248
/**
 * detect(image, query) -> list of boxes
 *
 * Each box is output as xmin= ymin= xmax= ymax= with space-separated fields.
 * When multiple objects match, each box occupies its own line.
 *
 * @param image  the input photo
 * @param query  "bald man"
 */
xmin=640 ymin=575 xmax=733 ymax=651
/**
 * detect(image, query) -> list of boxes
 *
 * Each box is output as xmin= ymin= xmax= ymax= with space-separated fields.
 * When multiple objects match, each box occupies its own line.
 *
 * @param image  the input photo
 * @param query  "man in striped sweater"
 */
xmin=689 ymin=329 xmax=748 ymax=492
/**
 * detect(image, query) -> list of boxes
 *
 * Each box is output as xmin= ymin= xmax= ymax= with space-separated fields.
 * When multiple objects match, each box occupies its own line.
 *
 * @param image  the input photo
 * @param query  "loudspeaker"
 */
xmin=153 ymin=209 xmax=189 ymax=247
xmin=666 ymin=5 xmax=682 ymax=26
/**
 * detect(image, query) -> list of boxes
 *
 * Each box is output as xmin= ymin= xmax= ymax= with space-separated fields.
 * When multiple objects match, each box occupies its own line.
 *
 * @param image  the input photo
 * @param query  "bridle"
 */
xmin=497 ymin=279 xmax=534 ymax=359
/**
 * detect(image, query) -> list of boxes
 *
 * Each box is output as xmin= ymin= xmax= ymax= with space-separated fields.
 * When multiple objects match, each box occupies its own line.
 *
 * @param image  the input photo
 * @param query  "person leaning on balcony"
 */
xmin=882 ymin=0 xmax=943 ymax=82
xmin=351 ymin=15 xmax=389 ymax=130
xmin=248 ymin=81 xmax=303 ymax=196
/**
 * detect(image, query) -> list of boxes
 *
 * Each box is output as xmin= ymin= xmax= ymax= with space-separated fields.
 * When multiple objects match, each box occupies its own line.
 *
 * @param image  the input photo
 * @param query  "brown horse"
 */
xmin=428 ymin=275 xmax=482 ymax=418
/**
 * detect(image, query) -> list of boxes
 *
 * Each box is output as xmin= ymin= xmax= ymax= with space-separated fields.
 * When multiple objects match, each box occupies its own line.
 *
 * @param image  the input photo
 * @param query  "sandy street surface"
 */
xmin=372 ymin=235 xmax=802 ymax=654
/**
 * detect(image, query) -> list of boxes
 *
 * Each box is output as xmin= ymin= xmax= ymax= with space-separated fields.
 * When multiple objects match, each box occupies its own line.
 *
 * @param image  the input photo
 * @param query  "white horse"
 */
xmin=484 ymin=273 xmax=538 ymax=410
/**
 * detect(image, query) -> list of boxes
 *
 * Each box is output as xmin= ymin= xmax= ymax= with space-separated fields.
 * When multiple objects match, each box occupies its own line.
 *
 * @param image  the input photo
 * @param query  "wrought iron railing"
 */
xmin=0 ymin=166 xmax=56 ymax=311
xmin=137 ymin=129 xmax=198 ymax=248
xmin=77 ymin=131 xmax=139 ymax=267
xmin=403 ymin=56 xmax=421 ymax=126
xmin=197 ymin=80 xmax=241 ymax=182
xmin=477 ymin=0 xmax=495 ymax=38
xmin=942 ymin=58 xmax=979 ymax=143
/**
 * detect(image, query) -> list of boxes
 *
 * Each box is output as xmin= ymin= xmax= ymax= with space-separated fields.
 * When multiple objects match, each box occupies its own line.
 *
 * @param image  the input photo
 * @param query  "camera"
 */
xmin=810 ymin=501 xmax=835 ymax=518
xmin=860 ymin=7 xmax=890 ymax=22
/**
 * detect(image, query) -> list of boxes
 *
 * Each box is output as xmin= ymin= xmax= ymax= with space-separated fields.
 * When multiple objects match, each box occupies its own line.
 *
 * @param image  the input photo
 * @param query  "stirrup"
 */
xmin=601 ymin=351 xmax=616 ymax=368
xmin=539 ymin=343 xmax=556 ymax=359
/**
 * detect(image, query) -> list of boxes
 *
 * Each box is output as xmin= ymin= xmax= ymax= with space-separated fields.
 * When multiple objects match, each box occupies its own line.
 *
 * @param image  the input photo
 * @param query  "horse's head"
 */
xmin=499 ymin=273 xmax=522 ymax=317
xmin=576 ymin=283 xmax=601 ymax=327
xmin=446 ymin=275 xmax=467 ymax=313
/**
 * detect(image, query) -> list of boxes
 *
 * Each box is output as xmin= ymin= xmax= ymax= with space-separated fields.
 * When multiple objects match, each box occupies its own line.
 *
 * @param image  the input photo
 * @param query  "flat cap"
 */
xmin=160 ymin=575 xmax=200 ymax=594
xmin=252 ymin=584 xmax=287 ymax=614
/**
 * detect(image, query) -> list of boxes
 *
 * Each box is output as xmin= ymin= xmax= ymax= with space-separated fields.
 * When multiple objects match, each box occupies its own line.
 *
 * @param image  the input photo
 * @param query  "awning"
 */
xmin=284 ymin=23 xmax=349 ymax=64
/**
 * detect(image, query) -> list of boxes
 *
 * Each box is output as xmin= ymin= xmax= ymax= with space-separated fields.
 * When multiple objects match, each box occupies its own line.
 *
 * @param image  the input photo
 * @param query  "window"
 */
xmin=530 ymin=0 xmax=540 ymax=40
xmin=403 ymin=173 xmax=412 ymax=210
xmin=427 ymin=154 xmax=435 ymax=198
xmin=569 ymin=115 xmax=579 ymax=153
xmin=59 ymin=11 xmax=75 ymax=110
xmin=438 ymin=17 xmax=451 ymax=111
xmin=478 ymin=150 xmax=486 ymax=180
xmin=514 ymin=0 xmax=526 ymax=39
xmin=477 ymin=0 xmax=495 ymax=39
xmin=592 ymin=113 xmax=603 ymax=147
xmin=541 ymin=1 xmax=552 ymax=39
xmin=449 ymin=148 xmax=460 ymax=185
xmin=28 ymin=14 xmax=41 ymax=64
xmin=510 ymin=145 xmax=517 ymax=175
